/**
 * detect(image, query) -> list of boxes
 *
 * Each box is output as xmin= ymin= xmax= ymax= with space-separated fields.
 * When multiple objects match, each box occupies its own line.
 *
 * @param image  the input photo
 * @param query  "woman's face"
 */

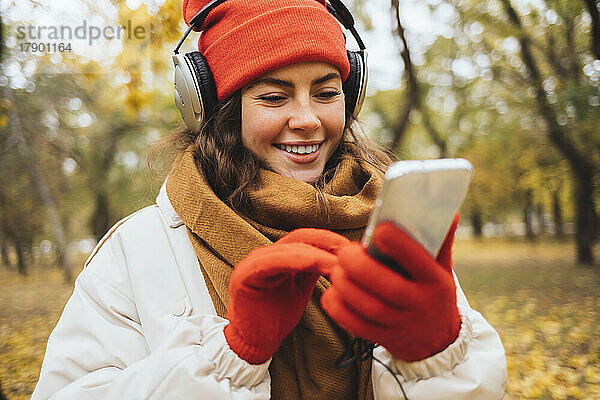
xmin=241 ymin=62 xmax=346 ymax=183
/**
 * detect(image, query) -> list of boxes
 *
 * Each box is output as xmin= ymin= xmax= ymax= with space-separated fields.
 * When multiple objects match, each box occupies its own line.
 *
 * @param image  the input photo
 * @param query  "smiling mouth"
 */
xmin=274 ymin=143 xmax=322 ymax=155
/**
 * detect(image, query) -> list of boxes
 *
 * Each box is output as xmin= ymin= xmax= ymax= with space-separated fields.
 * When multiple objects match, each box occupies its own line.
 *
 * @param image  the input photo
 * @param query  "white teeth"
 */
xmin=276 ymin=143 xmax=321 ymax=155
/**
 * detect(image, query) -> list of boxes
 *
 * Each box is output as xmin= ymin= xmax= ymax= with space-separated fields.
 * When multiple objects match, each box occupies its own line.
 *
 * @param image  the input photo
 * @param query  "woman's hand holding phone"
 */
xmin=278 ymin=216 xmax=462 ymax=363
xmin=321 ymin=215 xmax=461 ymax=362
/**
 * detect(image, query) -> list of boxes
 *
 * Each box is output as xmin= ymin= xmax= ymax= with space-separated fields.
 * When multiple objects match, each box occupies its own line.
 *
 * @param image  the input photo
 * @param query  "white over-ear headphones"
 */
xmin=173 ymin=0 xmax=368 ymax=132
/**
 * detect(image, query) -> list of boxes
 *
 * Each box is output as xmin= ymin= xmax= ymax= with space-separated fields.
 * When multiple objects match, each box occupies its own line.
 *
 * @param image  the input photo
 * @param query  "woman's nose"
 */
xmin=288 ymin=97 xmax=321 ymax=132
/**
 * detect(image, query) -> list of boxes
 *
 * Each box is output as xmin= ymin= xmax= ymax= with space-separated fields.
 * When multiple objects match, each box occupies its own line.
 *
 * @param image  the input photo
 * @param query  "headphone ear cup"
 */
xmin=173 ymin=53 xmax=203 ymax=132
xmin=185 ymin=51 xmax=219 ymax=123
xmin=343 ymin=50 xmax=367 ymax=118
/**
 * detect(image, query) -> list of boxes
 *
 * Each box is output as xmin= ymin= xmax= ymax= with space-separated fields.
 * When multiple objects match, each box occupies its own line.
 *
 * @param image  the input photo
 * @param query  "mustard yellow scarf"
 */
xmin=167 ymin=148 xmax=383 ymax=399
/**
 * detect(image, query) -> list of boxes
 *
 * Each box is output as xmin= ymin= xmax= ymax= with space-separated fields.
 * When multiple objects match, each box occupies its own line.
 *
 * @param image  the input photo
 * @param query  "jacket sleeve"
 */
xmin=372 ymin=273 xmax=507 ymax=400
xmin=32 ymin=227 xmax=271 ymax=400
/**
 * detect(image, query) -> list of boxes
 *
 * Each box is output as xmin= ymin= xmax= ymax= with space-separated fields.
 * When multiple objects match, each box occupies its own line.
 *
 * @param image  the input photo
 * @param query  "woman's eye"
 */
xmin=316 ymin=90 xmax=342 ymax=100
xmin=259 ymin=95 xmax=287 ymax=103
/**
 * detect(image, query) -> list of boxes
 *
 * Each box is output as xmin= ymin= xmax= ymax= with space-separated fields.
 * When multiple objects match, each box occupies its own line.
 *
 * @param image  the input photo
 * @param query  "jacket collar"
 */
xmin=156 ymin=179 xmax=185 ymax=229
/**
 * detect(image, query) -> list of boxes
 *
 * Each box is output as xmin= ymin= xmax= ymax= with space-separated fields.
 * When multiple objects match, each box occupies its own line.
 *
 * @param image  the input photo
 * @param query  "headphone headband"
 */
xmin=189 ymin=0 xmax=228 ymax=28
xmin=172 ymin=0 xmax=368 ymax=132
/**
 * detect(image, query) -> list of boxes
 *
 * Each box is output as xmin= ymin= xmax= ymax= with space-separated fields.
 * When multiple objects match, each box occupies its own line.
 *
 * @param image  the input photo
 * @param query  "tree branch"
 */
xmin=564 ymin=17 xmax=583 ymax=82
xmin=583 ymin=0 xmax=600 ymax=59
xmin=499 ymin=0 xmax=594 ymax=178
xmin=544 ymin=31 xmax=568 ymax=78
xmin=390 ymin=0 xmax=419 ymax=152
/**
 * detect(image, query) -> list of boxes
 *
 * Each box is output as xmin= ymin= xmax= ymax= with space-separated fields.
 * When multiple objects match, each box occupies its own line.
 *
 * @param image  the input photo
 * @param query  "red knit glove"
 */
xmin=224 ymin=241 xmax=338 ymax=364
xmin=276 ymin=228 xmax=351 ymax=262
xmin=321 ymin=215 xmax=461 ymax=362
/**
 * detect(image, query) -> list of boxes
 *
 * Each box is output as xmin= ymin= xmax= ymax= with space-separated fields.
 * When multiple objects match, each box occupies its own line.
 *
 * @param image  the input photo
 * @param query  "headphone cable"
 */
xmin=335 ymin=338 xmax=409 ymax=399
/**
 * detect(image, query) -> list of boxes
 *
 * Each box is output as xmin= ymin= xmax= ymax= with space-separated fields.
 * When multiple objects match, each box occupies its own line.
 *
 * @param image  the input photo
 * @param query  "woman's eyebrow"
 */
xmin=312 ymin=72 xmax=341 ymax=85
xmin=248 ymin=77 xmax=293 ymax=89
xmin=247 ymin=73 xmax=341 ymax=89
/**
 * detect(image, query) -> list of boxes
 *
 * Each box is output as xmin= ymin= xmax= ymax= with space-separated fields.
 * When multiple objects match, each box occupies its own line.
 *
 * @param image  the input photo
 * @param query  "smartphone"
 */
xmin=361 ymin=158 xmax=473 ymax=276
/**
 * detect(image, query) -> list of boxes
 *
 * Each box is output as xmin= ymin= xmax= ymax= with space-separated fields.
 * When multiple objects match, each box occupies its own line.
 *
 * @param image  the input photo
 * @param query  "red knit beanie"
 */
xmin=183 ymin=0 xmax=351 ymax=101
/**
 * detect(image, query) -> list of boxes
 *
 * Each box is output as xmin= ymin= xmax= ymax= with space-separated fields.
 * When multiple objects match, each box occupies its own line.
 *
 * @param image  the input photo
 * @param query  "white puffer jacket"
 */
xmin=32 ymin=183 xmax=507 ymax=400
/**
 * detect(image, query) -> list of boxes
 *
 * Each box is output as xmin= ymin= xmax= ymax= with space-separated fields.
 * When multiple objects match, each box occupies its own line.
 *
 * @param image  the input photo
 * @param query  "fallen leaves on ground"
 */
xmin=454 ymin=238 xmax=600 ymax=400
xmin=0 ymin=239 xmax=599 ymax=399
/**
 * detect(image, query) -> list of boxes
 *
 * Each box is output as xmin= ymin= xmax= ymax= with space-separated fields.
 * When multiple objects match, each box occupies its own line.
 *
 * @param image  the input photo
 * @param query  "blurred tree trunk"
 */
xmin=422 ymin=111 xmax=448 ymax=158
xmin=4 ymin=87 xmax=73 ymax=281
xmin=25 ymin=238 xmax=34 ymax=268
xmin=501 ymin=0 xmax=597 ymax=264
xmin=14 ymin=239 xmax=27 ymax=276
xmin=524 ymin=189 xmax=535 ymax=240
xmin=576 ymin=176 xmax=597 ymax=262
xmin=0 ymin=179 xmax=10 ymax=267
xmin=91 ymin=192 xmax=111 ymax=240
xmin=537 ymin=203 xmax=545 ymax=235
xmin=553 ymin=191 xmax=564 ymax=238
xmin=0 ymin=223 xmax=10 ymax=266
xmin=76 ymin=108 xmax=131 ymax=240
xmin=470 ymin=205 xmax=483 ymax=238
xmin=583 ymin=0 xmax=600 ymax=60
xmin=0 ymin=240 xmax=9 ymax=267
xmin=87 ymin=128 xmax=124 ymax=240
xmin=0 ymin=380 xmax=7 ymax=400
xmin=0 ymin=12 xmax=4 ymax=64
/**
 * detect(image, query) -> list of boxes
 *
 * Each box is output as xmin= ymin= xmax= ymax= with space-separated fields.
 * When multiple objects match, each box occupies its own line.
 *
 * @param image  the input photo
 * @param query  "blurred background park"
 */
xmin=0 ymin=0 xmax=599 ymax=398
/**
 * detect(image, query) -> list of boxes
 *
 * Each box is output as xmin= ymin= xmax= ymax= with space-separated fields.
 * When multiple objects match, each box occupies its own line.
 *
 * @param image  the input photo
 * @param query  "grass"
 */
xmin=0 ymin=238 xmax=599 ymax=399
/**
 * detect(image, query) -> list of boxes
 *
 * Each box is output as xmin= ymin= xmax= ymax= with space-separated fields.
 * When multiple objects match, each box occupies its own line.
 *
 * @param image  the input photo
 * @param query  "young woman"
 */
xmin=32 ymin=0 xmax=507 ymax=399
